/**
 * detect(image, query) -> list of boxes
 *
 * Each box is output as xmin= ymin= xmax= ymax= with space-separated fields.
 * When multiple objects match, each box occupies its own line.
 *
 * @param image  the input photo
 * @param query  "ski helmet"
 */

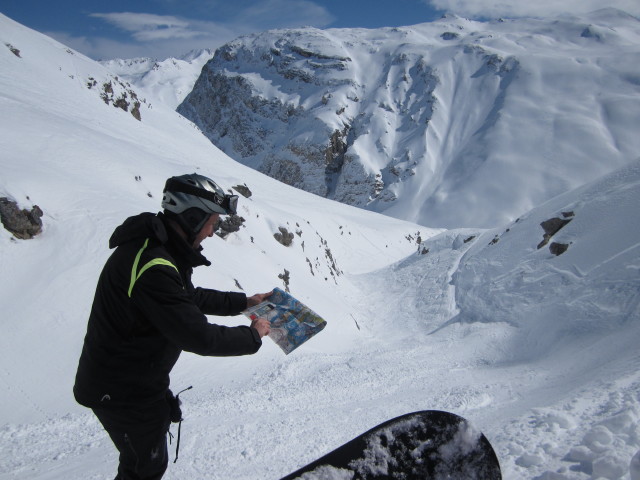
xmin=162 ymin=173 xmax=238 ymax=215
xmin=162 ymin=173 xmax=238 ymax=236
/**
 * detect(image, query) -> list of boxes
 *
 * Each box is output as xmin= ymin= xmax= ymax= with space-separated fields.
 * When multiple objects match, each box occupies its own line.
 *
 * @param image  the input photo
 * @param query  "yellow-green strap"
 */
xmin=128 ymin=238 xmax=179 ymax=297
xmin=129 ymin=238 xmax=150 ymax=296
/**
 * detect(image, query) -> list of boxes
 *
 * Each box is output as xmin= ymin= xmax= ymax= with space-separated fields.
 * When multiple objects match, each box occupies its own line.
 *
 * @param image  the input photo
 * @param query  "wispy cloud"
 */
xmin=56 ymin=12 xmax=241 ymax=59
xmin=79 ymin=0 xmax=335 ymax=59
xmin=239 ymin=0 xmax=335 ymax=28
xmin=425 ymin=0 xmax=640 ymax=18
xmin=90 ymin=13 xmax=207 ymax=41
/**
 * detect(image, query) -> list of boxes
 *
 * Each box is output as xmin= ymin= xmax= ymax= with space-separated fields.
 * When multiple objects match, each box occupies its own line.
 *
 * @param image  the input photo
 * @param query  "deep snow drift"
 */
xmin=1 ymin=12 xmax=639 ymax=480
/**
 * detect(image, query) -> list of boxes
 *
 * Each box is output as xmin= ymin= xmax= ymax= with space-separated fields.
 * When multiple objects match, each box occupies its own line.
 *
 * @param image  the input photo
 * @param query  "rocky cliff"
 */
xmin=178 ymin=10 xmax=640 ymax=228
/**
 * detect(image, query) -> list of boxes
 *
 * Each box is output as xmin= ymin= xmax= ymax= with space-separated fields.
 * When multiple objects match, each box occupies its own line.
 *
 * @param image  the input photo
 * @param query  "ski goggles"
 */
xmin=218 ymin=192 xmax=238 ymax=216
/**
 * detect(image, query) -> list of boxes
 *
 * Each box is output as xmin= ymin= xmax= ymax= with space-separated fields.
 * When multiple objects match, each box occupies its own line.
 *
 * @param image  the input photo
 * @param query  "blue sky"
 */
xmin=2 ymin=0 xmax=639 ymax=60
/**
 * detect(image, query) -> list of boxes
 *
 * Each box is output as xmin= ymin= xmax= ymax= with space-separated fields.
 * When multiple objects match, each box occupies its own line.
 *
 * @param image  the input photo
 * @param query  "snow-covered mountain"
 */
xmin=101 ymin=49 xmax=214 ymax=110
xmin=177 ymin=8 xmax=640 ymax=229
xmin=1 ymin=11 xmax=640 ymax=480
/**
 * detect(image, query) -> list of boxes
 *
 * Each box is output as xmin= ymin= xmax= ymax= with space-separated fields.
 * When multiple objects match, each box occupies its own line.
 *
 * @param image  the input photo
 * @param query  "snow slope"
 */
xmin=178 ymin=8 xmax=640 ymax=229
xmin=101 ymin=49 xmax=214 ymax=110
xmin=1 ymin=12 xmax=640 ymax=480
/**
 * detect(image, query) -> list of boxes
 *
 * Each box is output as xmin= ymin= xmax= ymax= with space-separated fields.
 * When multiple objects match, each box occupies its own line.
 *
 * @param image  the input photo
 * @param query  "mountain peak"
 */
xmin=178 ymin=12 xmax=640 ymax=228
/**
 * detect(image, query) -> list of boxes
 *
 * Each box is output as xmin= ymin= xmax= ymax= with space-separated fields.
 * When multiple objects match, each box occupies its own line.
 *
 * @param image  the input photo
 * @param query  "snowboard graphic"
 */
xmin=280 ymin=410 xmax=501 ymax=480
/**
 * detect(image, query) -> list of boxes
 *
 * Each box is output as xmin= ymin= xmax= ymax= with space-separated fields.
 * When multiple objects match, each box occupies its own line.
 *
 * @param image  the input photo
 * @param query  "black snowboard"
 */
xmin=280 ymin=410 xmax=501 ymax=480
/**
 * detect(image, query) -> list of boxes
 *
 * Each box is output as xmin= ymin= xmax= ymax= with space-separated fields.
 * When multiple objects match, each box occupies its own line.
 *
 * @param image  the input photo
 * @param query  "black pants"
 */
xmin=93 ymin=400 xmax=171 ymax=480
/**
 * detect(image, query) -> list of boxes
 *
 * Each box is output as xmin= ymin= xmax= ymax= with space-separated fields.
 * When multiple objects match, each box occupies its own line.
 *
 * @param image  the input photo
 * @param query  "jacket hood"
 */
xmin=109 ymin=212 xmax=167 ymax=249
xmin=109 ymin=212 xmax=211 ymax=268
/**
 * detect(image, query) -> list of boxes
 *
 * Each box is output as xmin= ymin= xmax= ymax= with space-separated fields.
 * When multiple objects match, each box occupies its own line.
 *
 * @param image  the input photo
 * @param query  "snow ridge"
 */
xmin=101 ymin=49 xmax=214 ymax=110
xmin=177 ymin=9 xmax=640 ymax=228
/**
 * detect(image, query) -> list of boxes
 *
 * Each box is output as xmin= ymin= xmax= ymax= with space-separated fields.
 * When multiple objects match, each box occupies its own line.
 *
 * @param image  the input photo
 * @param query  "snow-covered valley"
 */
xmin=1 ymin=10 xmax=639 ymax=480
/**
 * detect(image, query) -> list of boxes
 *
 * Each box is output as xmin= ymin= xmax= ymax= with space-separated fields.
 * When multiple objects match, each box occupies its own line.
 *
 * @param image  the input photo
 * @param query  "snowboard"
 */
xmin=280 ymin=410 xmax=501 ymax=480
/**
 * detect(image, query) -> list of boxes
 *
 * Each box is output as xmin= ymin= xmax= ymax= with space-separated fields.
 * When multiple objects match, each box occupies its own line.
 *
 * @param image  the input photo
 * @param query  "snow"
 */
xmin=1 ymin=10 xmax=639 ymax=480
xmin=100 ymin=49 xmax=214 ymax=110
xmin=176 ymin=8 xmax=640 ymax=230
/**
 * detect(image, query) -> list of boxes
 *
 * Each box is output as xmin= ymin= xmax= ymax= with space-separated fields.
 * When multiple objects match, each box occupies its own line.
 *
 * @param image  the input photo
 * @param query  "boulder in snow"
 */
xmin=0 ymin=197 xmax=43 ymax=239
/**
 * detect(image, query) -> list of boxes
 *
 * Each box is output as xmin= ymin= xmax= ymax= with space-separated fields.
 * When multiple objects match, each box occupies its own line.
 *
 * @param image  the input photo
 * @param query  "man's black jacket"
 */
xmin=74 ymin=212 xmax=261 ymax=408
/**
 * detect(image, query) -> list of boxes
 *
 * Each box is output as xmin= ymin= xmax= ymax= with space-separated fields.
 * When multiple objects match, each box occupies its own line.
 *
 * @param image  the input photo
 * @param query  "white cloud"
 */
xmin=90 ymin=0 xmax=334 ymax=45
xmin=75 ymin=12 xmax=241 ymax=59
xmin=425 ymin=0 xmax=640 ymax=18
xmin=47 ymin=18 xmax=241 ymax=61
xmin=90 ymin=12 xmax=189 ymax=32
xmin=90 ymin=13 xmax=204 ymax=41
xmin=82 ymin=0 xmax=335 ymax=60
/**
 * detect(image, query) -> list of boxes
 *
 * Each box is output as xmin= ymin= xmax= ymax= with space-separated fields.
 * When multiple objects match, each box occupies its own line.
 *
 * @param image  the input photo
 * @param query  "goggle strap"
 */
xmin=165 ymin=178 xmax=237 ymax=214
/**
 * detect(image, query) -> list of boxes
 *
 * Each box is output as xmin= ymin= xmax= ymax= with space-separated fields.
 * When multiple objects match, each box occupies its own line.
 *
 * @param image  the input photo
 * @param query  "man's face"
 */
xmin=193 ymin=214 xmax=220 ymax=248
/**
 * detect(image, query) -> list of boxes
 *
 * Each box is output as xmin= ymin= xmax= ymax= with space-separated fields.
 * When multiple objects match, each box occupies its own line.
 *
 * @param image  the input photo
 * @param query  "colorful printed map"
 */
xmin=244 ymin=288 xmax=327 ymax=354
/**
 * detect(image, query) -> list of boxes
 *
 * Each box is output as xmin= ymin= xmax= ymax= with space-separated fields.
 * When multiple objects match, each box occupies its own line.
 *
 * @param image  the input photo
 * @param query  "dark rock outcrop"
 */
xmin=0 ymin=198 xmax=43 ymax=239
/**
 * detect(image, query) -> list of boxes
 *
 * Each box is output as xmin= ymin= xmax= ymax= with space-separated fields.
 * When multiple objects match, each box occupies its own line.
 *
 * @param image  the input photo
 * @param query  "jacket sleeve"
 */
xmin=192 ymin=287 xmax=247 ymax=316
xmin=130 ymin=265 xmax=261 ymax=356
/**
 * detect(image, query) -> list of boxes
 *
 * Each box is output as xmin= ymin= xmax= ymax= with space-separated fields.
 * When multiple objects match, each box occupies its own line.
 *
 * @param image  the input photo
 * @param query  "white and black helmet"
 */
xmin=162 ymin=173 xmax=238 ymax=237
xmin=162 ymin=173 xmax=238 ymax=216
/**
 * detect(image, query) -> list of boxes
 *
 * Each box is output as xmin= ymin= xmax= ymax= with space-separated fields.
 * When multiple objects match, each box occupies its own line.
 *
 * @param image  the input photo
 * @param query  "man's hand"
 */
xmin=251 ymin=317 xmax=271 ymax=338
xmin=246 ymin=290 xmax=273 ymax=308
xmin=246 ymin=291 xmax=273 ymax=337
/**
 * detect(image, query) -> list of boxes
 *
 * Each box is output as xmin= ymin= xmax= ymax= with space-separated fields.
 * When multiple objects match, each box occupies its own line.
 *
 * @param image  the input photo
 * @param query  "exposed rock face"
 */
xmin=538 ymin=211 xmax=575 ymax=250
xmin=177 ymin=12 xmax=640 ymax=228
xmin=0 ymin=198 xmax=43 ymax=239
xmin=549 ymin=242 xmax=570 ymax=256
xmin=216 ymin=214 xmax=245 ymax=239
xmin=177 ymin=26 xmax=446 ymax=209
xmin=274 ymin=227 xmax=294 ymax=246
xmin=232 ymin=184 xmax=253 ymax=198
xmin=278 ymin=268 xmax=291 ymax=292
xmin=87 ymin=77 xmax=144 ymax=121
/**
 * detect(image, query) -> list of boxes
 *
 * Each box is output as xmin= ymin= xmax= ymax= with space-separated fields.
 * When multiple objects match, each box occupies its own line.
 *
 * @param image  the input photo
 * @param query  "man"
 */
xmin=74 ymin=173 xmax=271 ymax=480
